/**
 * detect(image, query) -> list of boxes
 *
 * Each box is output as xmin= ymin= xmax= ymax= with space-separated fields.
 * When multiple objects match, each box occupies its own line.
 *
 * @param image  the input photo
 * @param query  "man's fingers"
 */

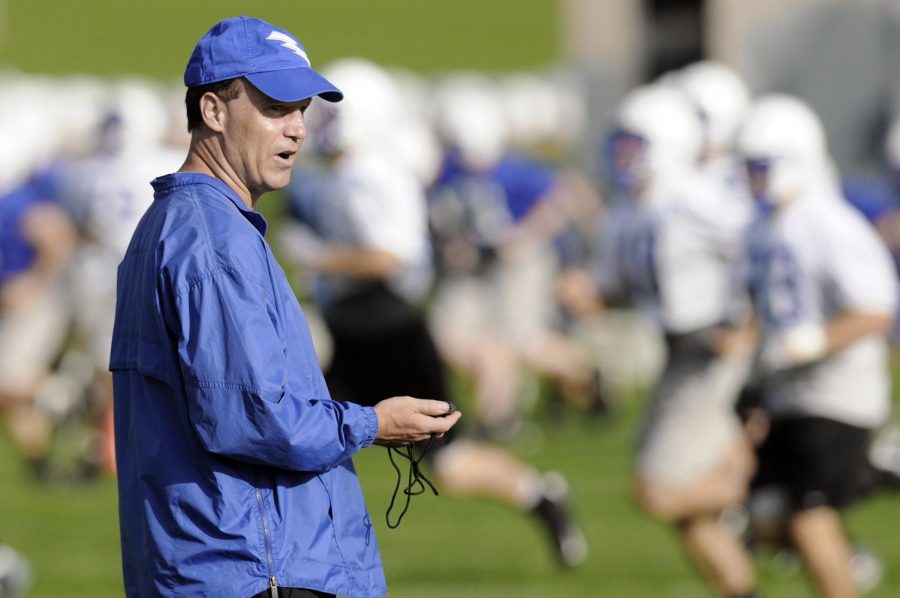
xmin=429 ymin=410 xmax=461 ymax=433
xmin=446 ymin=410 xmax=462 ymax=425
xmin=373 ymin=396 xmax=461 ymax=445
xmin=415 ymin=398 xmax=456 ymax=416
xmin=386 ymin=396 xmax=456 ymax=416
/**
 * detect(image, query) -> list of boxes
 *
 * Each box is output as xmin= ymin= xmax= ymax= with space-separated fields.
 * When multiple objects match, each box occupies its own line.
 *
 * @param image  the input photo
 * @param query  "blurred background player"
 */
xmin=0 ymin=88 xmax=79 ymax=476
xmin=278 ymin=58 xmax=588 ymax=568
xmin=592 ymin=82 xmax=758 ymax=597
xmin=840 ymin=114 xmax=900 ymax=342
xmin=498 ymin=69 xmax=618 ymax=423
xmin=59 ymin=78 xmax=188 ymax=477
xmin=426 ymin=74 xmax=608 ymax=438
xmin=738 ymin=95 xmax=898 ymax=598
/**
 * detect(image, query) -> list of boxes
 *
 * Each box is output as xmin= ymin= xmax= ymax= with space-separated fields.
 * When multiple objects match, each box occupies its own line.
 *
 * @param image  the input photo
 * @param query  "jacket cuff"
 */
xmin=361 ymin=406 xmax=379 ymax=448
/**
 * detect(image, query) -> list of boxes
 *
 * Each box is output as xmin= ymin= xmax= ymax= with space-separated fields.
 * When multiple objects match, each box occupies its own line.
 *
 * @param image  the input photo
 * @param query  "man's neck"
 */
xmin=179 ymin=135 xmax=255 ymax=209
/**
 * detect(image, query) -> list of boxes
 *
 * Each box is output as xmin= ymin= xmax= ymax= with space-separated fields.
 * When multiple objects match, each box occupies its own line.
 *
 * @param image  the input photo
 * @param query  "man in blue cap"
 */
xmin=109 ymin=16 xmax=460 ymax=598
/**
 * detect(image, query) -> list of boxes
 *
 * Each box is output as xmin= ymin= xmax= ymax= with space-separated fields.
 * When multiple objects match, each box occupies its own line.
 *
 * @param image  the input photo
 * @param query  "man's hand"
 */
xmin=373 ymin=396 xmax=461 ymax=446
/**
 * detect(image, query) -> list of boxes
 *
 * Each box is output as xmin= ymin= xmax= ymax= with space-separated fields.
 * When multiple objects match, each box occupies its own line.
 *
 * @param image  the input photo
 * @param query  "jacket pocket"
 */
xmin=317 ymin=464 xmax=377 ymax=567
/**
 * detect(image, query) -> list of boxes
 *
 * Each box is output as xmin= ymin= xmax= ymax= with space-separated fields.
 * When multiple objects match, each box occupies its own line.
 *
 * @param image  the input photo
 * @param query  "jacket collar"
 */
xmin=151 ymin=172 xmax=268 ymax=236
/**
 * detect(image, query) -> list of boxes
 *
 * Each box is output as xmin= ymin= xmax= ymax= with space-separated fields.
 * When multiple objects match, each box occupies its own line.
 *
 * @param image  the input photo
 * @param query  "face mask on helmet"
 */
xmin=736 ymin=95 xmax=828 ymax=210
xmin=604 ymin=85 xmax=702 ymax=194
xmin=98 ymin=112 xmax=125 ymax=155
xmin=744 ymin=158 xmax=778 ymax=214
xmin=694 ymin=109 xmax=712 ymax=153
xmin=604 ymin=129 xmax=649 ymax=192
xmin=884 ymin=116 xmax=900 ymax=193
xmin=743 ymin=153 xmax=811 ymax=214
xmin=676 ymin=61 xmax=750 ymax=155
xmin=307 ymin=101 xmax=343 ymax=156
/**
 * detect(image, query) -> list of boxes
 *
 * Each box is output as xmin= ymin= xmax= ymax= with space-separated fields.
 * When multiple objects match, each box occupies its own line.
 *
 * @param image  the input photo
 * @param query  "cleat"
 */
xmin=532 ymin=472 xmax=588 ymax=567
xmin=0 ymin=545 xmax=32 ymax=598
xmin=586 ymin=368 xmax=613 ymax=423
xmin=850 ymin=544 xmax=883 ymax=594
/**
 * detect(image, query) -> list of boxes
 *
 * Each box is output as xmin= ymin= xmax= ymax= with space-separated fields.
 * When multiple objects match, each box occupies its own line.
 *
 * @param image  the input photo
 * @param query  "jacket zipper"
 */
xmin=255 ymin=487 xmax=278 ymax=597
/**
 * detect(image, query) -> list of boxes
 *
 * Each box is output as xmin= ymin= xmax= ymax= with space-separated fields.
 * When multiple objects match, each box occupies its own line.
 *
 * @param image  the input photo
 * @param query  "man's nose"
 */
xmin=286 ymin=109 xmax=307 ymax=141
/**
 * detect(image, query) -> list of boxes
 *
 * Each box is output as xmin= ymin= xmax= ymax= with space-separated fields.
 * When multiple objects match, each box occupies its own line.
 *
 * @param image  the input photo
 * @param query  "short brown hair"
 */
xmin=185 ymin=78 xmax=243 ymax=132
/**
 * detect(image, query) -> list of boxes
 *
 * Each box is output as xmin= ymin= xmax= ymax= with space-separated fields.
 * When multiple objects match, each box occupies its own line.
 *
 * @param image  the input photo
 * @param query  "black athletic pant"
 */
xmin=322 ymin=284 xmax=449 ymax=407
xmin=322 ymin=282 xmax=456 ymax=450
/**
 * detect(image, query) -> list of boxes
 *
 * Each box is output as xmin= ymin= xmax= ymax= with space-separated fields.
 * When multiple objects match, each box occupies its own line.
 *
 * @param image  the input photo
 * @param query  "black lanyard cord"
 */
xmin=385 ymin=434 xmax=439 ymax=529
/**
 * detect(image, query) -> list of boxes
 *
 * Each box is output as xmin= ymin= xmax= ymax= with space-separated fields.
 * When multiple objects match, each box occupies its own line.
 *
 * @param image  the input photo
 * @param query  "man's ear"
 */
xmin=199 ymin=91 xmax=227 ymax=133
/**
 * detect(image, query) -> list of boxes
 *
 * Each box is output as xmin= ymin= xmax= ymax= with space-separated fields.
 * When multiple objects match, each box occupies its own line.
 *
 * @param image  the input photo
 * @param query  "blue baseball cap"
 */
xmin=184 ymin=16 xmax=343 ymax=103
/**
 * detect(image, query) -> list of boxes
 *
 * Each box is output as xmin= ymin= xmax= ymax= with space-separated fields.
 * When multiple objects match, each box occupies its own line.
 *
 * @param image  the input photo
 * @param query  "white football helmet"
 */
xmin=500 ymin=70 xmax=587 ymax=154
xmin=500 ymin=72 xmax=561 ymax=151
xmin=0 ymin=78 xmax=66 ymax=190
xmin=606 ymin=84 xmax=702 ymax=190
xmin=103 ymin=78 xmax=170 ymax=153
xmin=388 ymin=118 xmax=443 ymax=187
xmin=387 ymin=66 xmax=433 ymax=124
xmin=736 ymin=94 xmax=828 ymax=208
xmin=432 ymin=73 xmax=509 ymax=172
xmin=307 ymin=57 xmax=405 ymax=155
xmin=676 ymin=60 xmax=751 ymax=155
xmin=51 ymin=75 xmax=108 ymax=157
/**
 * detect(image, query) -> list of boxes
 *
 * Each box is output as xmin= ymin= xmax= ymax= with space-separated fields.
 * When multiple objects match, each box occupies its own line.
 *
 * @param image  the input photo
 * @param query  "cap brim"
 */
xmin=245 ymin=68 xmax=343 ymax=103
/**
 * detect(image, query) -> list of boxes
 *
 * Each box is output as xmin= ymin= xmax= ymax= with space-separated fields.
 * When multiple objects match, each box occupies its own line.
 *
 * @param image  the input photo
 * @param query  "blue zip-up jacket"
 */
xmin=110 ymin=173 xmax=387 ymax=597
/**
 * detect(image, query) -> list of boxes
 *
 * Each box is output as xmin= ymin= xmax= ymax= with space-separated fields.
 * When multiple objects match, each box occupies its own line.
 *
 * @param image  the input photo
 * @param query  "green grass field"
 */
xmin=0 ymin=0 xmax=560 ymax=78
xmin=2 ymin=388 xmax=899 ymax=597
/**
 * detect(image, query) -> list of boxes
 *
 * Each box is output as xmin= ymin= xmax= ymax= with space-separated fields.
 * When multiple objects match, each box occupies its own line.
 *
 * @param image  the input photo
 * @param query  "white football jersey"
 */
xmin=61 ymin=146 xmax=183 ymax=364
xmin=64 ymin=147 xmax=183 ymax=256
xmin=656 ymin=159 xmax=754 ymax=333
xmin=744 ymin=182 xmax=898 ymax=427
xmin=597 ymin=163 xmax=753 ymax=334
xmin=594 ymin=194 xmax=654 ymax=306
xmin=307 ymin=150 xmax=433 ymax=303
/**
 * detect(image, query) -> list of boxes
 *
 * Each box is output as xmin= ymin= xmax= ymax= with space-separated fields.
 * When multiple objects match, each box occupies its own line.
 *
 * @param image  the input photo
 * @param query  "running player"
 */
xmin=279 ymin=58 xmax=588 ymax=567
xmin=60 ymin=79 xmax=186 ymax=476
xmin=0 ymin=95 xmax=78 ymax=473
xmin=738 ymin=95 xmax=898 ymax=598
xmin=597 ymin=83 xmax=758 ymax=598
xmin=427 ymin=74 xmax=607 ymax=437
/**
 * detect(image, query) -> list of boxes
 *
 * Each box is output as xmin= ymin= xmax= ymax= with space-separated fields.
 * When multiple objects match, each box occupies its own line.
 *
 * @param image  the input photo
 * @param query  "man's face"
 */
xmin=220 ymin=79 xmax=312 ymax=201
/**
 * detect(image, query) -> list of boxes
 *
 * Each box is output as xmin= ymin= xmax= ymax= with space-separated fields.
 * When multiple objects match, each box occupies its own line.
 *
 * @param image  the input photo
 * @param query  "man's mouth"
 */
xmin=276 ymin=150 xmax=296 ymax=163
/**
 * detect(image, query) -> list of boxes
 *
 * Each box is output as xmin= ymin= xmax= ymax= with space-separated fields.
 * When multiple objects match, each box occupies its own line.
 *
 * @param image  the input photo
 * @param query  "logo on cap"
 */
xmin=266 ymin=31 xmax=310 ymax=65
